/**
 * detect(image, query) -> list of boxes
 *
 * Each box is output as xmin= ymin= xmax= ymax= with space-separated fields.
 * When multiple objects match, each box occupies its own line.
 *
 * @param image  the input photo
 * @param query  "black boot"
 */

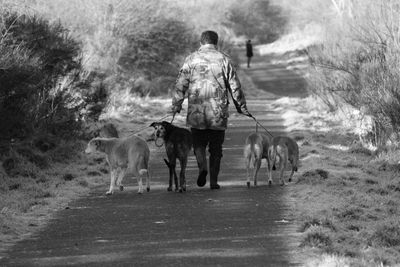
xmin=194 ymin=147 xmax=207 ymax=187
xmin=209 ymin=156 xmax=221 ymax=189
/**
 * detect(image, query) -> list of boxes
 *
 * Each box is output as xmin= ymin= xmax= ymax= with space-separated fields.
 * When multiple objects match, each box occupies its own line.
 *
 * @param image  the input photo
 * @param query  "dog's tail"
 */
xmin=269 ymin=145 xmax=277 ymax=170
xmin=139 ymin=169 xmax=148 ymax=176
xmin=244 ymin=143 xmax=261 ymax=167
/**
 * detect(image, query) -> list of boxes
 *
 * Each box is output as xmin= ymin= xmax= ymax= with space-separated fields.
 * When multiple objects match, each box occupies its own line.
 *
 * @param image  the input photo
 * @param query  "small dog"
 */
xmin=85 ymin=136 xmax=150 ymax=195
xmin=150 ymin=121 xmax=192 ymax=192
xmin=268 ymin=136 xmax=299 ymax=185
xmin=243 ymin=132 xmax=272 ymax=187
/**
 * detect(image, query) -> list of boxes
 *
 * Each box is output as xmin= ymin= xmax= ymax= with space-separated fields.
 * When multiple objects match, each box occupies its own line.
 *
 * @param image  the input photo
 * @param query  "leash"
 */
xmin=127 ymin=114 xmax=173 ymax=136
xmin=248 ymin=114 xmax=274 ymax=138
xmin=170 ymin=113 xmax=176 ymax=124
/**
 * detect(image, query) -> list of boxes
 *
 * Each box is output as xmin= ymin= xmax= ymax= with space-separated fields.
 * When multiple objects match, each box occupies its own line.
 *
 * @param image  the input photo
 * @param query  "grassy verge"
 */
xmin=0 ymin=139 xmax=109 ymax=255
xmin=278 ymin=97 xmax=400 ymax=266
xmin=0 ymin=95 xmax=172 ymax=257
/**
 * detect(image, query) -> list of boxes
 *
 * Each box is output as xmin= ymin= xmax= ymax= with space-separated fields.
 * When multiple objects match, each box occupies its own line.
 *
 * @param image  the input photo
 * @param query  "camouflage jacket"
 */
xmin=171 ymin=44 xmax=249 ymax=130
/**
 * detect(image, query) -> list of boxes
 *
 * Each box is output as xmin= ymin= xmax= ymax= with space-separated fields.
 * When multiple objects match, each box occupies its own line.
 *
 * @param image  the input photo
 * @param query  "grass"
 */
xmin=287 ymin=129 xmax=400 ymax=265
xmin=0 ymin=138 xmax=109 ymax=255
xmin=0 ymin=94 xmax=172 ymax=256
xmin=271 ymin=90 xmax=400 ymax=265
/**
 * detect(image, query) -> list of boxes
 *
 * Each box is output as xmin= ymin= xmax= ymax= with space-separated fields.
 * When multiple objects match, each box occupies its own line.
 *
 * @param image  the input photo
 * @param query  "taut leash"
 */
xmin=170 ymin=113 xmax=176 ymax=124
xmin=127 ymin=114 xmax=173 ymax=137
xmin=248 ymin=114 xmax=274 ymax=138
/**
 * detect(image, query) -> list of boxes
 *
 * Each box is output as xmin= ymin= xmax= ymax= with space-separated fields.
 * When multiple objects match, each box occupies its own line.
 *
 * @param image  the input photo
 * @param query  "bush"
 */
xmin=225 ymin=0 xmax=287 ymax=43
xmin=307 ymin=0 xmax=400 ymax=146
xmin=0 ymin=11 xmax=84 ymax=139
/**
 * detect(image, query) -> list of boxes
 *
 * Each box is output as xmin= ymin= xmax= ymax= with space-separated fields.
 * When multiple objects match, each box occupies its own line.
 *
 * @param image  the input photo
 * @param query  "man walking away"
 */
xmin=246 ymin=39 xmax=253 ymax=68
xmin=171 ymin=30 xmax=252 ymax=190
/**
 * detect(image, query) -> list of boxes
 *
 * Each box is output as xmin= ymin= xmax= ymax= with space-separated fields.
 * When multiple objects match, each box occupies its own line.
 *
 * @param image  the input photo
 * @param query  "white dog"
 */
xmin=85 ymin=136 xmax=150 ymax=195
xmin=268 ymin=136 xmax=299 ymax=185
xmin=243 ymin=132 xmax=272 ymax=187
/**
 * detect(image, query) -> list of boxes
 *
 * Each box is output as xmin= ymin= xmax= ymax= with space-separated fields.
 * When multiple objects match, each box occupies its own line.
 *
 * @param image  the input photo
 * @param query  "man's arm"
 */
xmin=171 ymin=57 xmax=191 ymax=114
xmin=225 ymin=59 xmax=251 ymax=116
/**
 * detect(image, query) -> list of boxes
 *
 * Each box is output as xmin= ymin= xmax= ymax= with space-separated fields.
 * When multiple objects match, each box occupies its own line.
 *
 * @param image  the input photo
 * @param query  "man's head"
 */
xmin=200 ymin=31 xmax=218 ymax=45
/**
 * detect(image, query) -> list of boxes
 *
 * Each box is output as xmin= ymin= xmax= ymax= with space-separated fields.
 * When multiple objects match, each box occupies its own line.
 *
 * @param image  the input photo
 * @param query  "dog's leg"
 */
xmin=278 ymin=147 xmax=288 ymax=186
xmin=288 ymin=167 xmax=295 ymax=183
xmin=146 ymin=166 xmax=150 ymax=192
xmin=253 ymin=156 xmax=261 ymax=187
xmin=173 ymin=166 xmax=179 ymax=192
xmin=106 ymin=169 xmax=117 ymax=195
xmin=137 ymin=169 xmax=148 ymax=194
xmin=288 ymin=155 xmax=298 ymax=182
xmin=279 ymin=158 xmax=285 ymax=186
xmin=168 ymin=156 xmax=179 ymax=192
xmin=266 ymin=156 xmax=271 ymax=186
xmin=164 ymin=159 xmax=173 ymax=191
xmin=136 ymin=175 xmax=143 ymax=194
xmin=168 ymin=157 xmax=179 ymax=192
xmin=246 ymin=153 xmax=251 ymax=188
xmin=178 ymin=157 xmax=187 ymax=192
xmin=116 ymin=169 xmax=126 ymax=191
xmin=288 ymin=157 xmax=294 ymax=183
xmin=268 ymin=146 xmax=275 ymax=185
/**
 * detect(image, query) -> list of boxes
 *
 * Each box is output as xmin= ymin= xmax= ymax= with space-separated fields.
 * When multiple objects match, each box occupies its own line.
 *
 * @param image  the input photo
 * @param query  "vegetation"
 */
xmin=0 ymin=12 xmax=84 ymax=139
xmin=3 ymin=0 xmax=400 ymax=265
xmin=0 ymin=0 xmax=290 ymax=257
xmin=225 ymin=0 xmax=287 ymax=43
xmin=302 ymin=0 xmax=400 ymax=148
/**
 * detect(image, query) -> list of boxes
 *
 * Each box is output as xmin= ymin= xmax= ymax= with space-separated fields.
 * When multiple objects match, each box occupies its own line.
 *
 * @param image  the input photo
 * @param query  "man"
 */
xmin=246 ymin=39 xmax=253 ymax=68
xmin=171 ymin=30 xmax=251 ymax=190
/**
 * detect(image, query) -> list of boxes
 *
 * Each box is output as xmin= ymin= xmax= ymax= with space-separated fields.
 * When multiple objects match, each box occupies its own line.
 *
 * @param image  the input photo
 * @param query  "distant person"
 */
xmin=171 ymin=30 xmax=252 ymax=189
xmin=246 ymin=39 xmax=253 ymax=68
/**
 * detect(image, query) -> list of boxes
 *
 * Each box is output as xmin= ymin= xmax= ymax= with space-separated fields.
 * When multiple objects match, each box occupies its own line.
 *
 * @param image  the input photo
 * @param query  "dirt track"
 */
xmin=0 ymin=49 xmax=308 ymax=266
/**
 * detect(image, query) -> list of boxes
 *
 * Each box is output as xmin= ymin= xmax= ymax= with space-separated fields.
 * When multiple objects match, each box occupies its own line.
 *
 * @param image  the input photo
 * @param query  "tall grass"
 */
xmin=306 ymin=0 xmax=400 ymax=147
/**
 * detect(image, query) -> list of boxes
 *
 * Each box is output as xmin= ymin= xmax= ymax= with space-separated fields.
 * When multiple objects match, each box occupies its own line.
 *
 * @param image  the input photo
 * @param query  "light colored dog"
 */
xmin=243 ymin=132 xmax=272 ymax=187
xmin=85 ymin=135 xmax=150 ymax=195
xmin=268 ymin=136 xmax=299 ymax=185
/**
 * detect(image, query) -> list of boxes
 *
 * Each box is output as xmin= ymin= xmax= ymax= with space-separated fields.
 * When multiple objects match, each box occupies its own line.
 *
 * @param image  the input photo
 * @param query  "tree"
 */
xmin=225 ymin=0 xmax=287 ymax=43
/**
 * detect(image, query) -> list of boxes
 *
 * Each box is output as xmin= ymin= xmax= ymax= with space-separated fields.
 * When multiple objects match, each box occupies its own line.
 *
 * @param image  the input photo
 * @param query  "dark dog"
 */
xmin=150 ymin=121 xmax=192 ymax=192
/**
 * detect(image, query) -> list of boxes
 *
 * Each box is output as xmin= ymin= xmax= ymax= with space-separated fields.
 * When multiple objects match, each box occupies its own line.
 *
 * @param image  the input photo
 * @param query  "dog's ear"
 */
xmin=93 ymin=139 xmax=101 ymax=148
xmin=150 ymin=122 xmax=156 ymax=128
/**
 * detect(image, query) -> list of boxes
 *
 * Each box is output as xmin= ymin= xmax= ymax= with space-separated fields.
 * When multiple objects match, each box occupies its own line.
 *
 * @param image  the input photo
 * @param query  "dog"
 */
xmin=268 ymin=136 xmax=299 ymax=185
xmin=98 ymin=123 xmax=119 ymax=138
xmin=85 ymin=136 xmax=150 ymax=195
xmin=150 ymin=121 xmax=192 ymax=192
xmin=243 ymin=132 xmax=272 ymax=187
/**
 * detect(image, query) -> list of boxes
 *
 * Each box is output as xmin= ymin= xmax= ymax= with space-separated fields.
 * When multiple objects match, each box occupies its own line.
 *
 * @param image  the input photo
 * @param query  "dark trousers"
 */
xmin=191 ymin=128 xmax=225 ymax=186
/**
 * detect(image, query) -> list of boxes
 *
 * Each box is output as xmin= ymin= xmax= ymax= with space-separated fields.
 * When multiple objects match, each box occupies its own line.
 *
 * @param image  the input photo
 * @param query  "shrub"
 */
xmin=307 ymin=0 xmax=400 ymax=146
xmin=0 ymin=11 xmax=84 ymax=139
xmin=225 ymin=0 xmax=287 ymax=43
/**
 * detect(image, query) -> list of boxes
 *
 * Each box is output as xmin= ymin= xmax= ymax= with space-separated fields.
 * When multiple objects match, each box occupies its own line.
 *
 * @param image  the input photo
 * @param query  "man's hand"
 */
xmin=242 ymin=110 xmax=252 ymax=117
xmin=170 ymin=106 xmax=181 ymax=115
xmin=235 ymin=107 xmax=252 ymax=117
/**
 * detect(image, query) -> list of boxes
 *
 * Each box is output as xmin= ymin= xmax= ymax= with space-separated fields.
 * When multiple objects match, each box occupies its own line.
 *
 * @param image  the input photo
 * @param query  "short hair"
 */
xmin=200 ymin=31 xmax=218 ymax=45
